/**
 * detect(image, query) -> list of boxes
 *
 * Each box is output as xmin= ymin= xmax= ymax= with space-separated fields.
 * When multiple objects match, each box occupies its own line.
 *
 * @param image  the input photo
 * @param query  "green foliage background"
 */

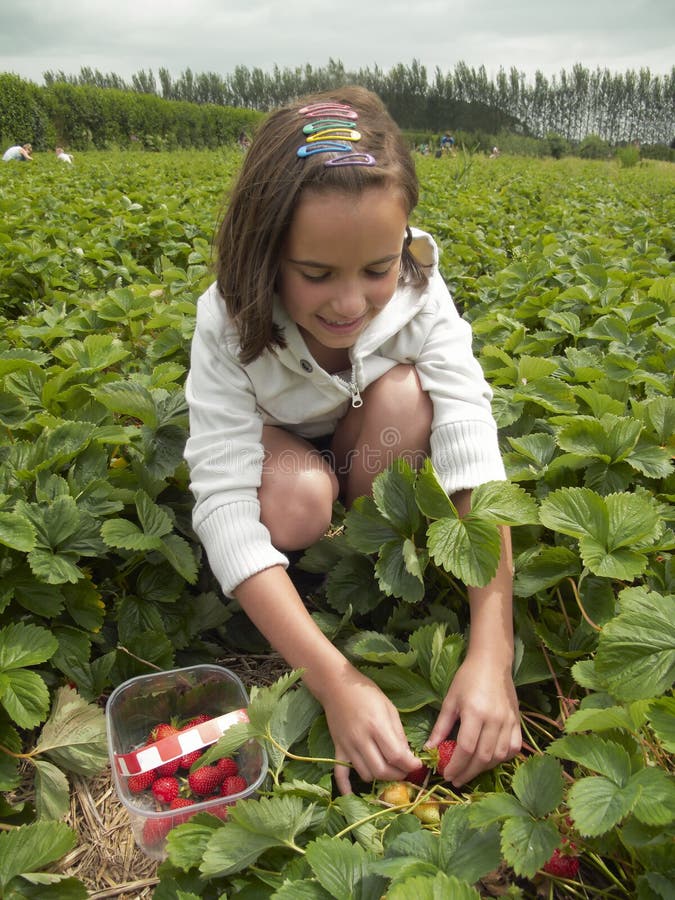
xmin=0 ymin=149 xmax=673 ymax=897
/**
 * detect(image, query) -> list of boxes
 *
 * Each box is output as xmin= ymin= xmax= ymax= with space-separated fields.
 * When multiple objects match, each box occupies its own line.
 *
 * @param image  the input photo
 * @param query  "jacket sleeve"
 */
xmin=184 ymin=288 xmax=288 ymax=595
xmin=413 ymin=266 xmax=506 ymax=495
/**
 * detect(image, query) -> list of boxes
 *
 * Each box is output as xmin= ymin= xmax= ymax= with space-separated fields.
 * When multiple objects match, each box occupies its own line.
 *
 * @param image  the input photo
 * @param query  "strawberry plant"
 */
xmin=0 ymin=151 xmax=673 ymax=895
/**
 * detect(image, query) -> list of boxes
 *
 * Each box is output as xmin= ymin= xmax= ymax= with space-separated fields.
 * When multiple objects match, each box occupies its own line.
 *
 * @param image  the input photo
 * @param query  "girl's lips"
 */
xmin=317 ymin=313 xmax=366 ymax=334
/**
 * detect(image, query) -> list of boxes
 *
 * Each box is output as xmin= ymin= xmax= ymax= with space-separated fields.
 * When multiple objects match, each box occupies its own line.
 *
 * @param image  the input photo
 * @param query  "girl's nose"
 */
xmin=330 ymin=280 xmax=366 ymax=318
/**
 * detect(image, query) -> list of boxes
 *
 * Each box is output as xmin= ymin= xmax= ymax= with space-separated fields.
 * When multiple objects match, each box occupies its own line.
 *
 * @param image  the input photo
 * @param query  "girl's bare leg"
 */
xmin=331 ymin=365 xmax=432 ymax=506
xmin=258 ymin=425 xmax=339 ymax=550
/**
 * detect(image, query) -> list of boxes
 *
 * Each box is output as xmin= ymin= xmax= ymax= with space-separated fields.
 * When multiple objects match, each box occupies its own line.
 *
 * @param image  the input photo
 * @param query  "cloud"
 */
xmin=1 ymin=0 xmax=673 ymax=85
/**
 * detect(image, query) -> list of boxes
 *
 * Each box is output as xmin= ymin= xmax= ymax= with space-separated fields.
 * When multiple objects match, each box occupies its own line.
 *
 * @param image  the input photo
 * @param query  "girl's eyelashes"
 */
xmin=300 ymin=264 xmax=395 ymax=282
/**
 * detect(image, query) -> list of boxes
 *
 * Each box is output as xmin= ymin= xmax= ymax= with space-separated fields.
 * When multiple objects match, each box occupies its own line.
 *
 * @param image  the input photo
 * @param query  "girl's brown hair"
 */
xmin=215 ymin=85 xmax=424 ymax=364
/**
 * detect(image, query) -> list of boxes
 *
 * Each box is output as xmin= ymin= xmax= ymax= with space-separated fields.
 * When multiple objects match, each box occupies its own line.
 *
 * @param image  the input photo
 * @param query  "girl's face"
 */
xmin=278 ymin=186 xmax=408 ymax=356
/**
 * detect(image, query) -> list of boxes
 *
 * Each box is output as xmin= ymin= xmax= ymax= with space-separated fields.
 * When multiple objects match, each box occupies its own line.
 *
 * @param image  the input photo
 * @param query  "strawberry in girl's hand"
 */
xmin=405 ymin=762 xmax=429 ymax=785
xmin=221 ymin=775 xmax=248 ymax=797
xmin=188 ymin=765 xmax=223 ymax=796
xmin=152 ymin=776 xmax=180 ymax=804
xmin=128 ymin=770 xmax=156 ymax=793
xmin=435 ymin=739 xmax=457 ymax=775
xmin=543 ymin=841 xmax=580 ymax=878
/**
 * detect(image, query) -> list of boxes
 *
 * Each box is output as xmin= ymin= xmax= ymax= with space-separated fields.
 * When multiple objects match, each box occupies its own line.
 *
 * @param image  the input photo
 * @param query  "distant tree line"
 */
xmin=40 ymin=58 xmax=675 ymax=145
xmin=0 ymin=73 xmax=261 ymax=152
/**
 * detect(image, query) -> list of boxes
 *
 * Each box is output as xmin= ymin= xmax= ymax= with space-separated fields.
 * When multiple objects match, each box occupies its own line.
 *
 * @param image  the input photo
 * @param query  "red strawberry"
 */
xmin=157 ymin=758 xmax=180 ymax=777
xmin=169 ymin=797 xmax=195 ymax=825
xmin=543 ymin=841 xmax=580 ymax=879
xmin=405 ymin=762 xmax=429 ymax=785
xmin=150 ymin=722 xmax=179 ymax=742
xmin=152 ymin=776 xmax=180 ymax=804
xmin=188 ymin=765 xmax=223 ymax=796
xmin=179 ymin=749 xmax=203 ymax=769
xmin=216 ymin=757 xmax=239 ymax=779
xmin=436 ymin=739 xmax=457 ymax=775
xmin=142 ymin=817 xmax=171 ymax=847
xmin=184 ymin=713 xmax=210 ymax=728
xmin=128 ymin=770 xmax=156 ymax=793
xmin=221 ymin=775 xmax=248 ymax=797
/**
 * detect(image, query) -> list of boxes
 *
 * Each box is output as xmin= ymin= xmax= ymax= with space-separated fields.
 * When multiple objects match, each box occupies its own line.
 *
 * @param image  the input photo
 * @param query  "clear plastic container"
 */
xmin=106 ymin=664 xmax=268 ymax=859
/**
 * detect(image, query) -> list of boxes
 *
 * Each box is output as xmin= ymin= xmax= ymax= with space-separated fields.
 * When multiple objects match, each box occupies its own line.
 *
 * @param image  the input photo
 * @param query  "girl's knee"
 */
xmin=260 ymin=465 xmax=338 ymax=551
xmin=368 ymin=365 xmax=432 ymax=430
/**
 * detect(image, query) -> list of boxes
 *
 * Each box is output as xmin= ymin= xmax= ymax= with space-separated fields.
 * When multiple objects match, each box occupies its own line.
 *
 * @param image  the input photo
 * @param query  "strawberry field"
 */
xmin=0 ymin=149 xmax=673 ymax=899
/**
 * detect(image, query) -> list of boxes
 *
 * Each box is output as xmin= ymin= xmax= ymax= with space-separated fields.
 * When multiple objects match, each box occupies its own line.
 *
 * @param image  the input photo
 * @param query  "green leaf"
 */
xmin=33 ymin=759 xmax=71 ymax=821
xmin=567 ymin=775 xmax=640 ymax=836
xmin=564 ymin=702 xmax=650 ymax=735
xmin=135 ymin=490 xmax=173 ymax=537
xmin=0 ymin=821 xmax=76 ymax=888
xmin=511 ymin=754 xmax=565 ymax=818
xmin=427 ymin=516 xmax=501 ymax=586
xmin=95 ymin=380 xmax=158 ymax=427
xmin=305 ymin=834 xmax=381 ymax=900
xmin=0 ymin=622 xmax=58 ymax=670
xmin=158 ymin=533 xmax=198 ymax=584
xmin=648 ymin=697 xmax=675 ymax=752
xmin=346 ymin=631 xmax=413 ymax=667
xmin=468 ymin=793 xmax=528 ymax=828
xmin=0 ymin=512 xmax=37 ymax=551
xmin=387 ymin=873 xmax=481 ymax=900
xmin=360 ymin=666 xmax=437 ymax=712
xmin=326 ymin=556 xmax=385 ymax=614
xmin=630 ymin=767 xmax=675 ymax=826
xmin=415 ymin=459 xmax=456 ymax=519
xmin=372 ymin=459 xmax=421 ymax=535
xmin=34 ymin=686 xmax=108 ymax=776
xmin=438 ymin=805 xmax=502 ymax=885
xmin=513 ymin=546 xmax=580 ymax=597
xmin=595 ymin=587 xmax=675 ymax=701
xmin=500 ymin=815 xmax=561 ymax=879
xmin=27 ymin=548 xmax=83 ymax=585
xmin=548 ymin=734 xmax=632 ymax=785
xmin=469 ymin=480 xmax=540 ymax=526
xmin=345 ymin=496 xmax=398 ymax=552
xmin=100 ymin=519 xmax=163 ymax=551
xmin=375 ymin=539 xmax=425 ymax=602
xmin=200 ymin=796 xmax=316 ymax=877
xmin=0 ymin=668 xmax=51 ymax=729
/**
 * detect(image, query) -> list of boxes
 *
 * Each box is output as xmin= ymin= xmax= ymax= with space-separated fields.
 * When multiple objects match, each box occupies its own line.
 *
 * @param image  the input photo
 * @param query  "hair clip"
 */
xmin=325 ymin=153 xmax=377 ymax=167
xmin=303 ymin=118 xmax=359 ymax=134
xmin=299 ymin=102 xmax=358 ymax=119
xmin=306 ymin=129 xmax=361 ymax=144
xmin=297 ymin=141 xmax=352 ymax=158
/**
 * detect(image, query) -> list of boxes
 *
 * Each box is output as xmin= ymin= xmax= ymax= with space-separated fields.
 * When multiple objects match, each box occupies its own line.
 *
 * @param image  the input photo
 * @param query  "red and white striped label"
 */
xmin=115 ymin=708 xmax=250 ymax=777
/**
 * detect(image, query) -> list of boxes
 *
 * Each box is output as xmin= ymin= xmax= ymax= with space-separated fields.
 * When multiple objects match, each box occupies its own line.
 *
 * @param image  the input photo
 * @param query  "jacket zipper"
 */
xmin=337 ymin=365 xmax=363 ymax=408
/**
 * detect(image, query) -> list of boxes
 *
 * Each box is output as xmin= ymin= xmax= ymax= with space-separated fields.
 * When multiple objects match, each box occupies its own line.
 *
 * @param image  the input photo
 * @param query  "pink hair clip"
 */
xmin=325 ymin=152 xmax=376 ymax=167
xmin=299 ymin=102 xmax=358 ymax=119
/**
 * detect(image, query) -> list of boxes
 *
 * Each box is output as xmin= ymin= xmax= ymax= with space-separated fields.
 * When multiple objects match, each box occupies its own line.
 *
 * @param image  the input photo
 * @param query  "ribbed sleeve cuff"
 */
xmin=430 ymin=420 xmax=506 ymax=495
xmin=195 ymin=499 xmax=289 ymax=596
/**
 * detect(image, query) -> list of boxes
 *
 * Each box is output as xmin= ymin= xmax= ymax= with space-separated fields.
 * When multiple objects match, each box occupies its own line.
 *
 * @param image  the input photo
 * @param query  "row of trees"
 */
xmin=0 ymin=74 xmax=261 ymax=152
xmin=41 ymin=58 xmax=675 ymax=145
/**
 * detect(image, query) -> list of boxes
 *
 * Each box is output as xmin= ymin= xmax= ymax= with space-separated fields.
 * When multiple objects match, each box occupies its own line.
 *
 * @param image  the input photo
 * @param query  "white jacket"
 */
xmin=184 ymin=229 xmax=505 ymax=595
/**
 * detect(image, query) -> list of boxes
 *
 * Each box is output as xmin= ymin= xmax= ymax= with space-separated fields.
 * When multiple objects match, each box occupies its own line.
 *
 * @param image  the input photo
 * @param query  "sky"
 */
xmin=1 ymin=0 xmax=673 ymax=87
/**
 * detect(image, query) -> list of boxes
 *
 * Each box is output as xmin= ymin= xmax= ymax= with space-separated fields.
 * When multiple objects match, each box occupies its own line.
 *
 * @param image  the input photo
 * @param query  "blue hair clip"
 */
xmin=297 ymin=141 xmax=352 ymax=158
xmin=325 ymin=153 xmax=376 ymax=167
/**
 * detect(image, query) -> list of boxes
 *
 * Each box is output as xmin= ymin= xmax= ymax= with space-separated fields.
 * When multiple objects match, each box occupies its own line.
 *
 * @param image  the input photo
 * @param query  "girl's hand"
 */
xmin=425 ymin=653 xmax=521 ymax=787
xmin=321 ymin=667 xmax=420 ymax=795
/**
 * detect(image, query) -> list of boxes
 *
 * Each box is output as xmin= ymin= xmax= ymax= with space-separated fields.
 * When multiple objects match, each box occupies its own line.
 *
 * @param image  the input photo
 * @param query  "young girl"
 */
xmin=184 ymin=86 xmax=521 ymax=794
